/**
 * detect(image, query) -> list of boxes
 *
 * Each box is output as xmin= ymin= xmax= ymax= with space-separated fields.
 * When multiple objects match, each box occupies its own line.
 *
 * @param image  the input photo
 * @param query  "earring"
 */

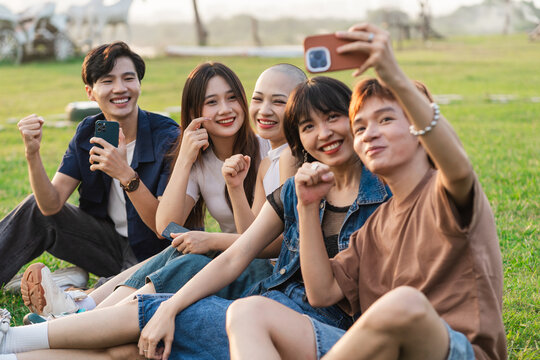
xmin=303 ymin=149 xmax=308 ymax=163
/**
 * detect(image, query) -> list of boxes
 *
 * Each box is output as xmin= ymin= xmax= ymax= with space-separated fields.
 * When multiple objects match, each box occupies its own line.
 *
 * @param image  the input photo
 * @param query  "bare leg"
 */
xmin=17 ymin=344 xmax=142 ymax=360
xmin=48 ymin=299 xmax=140 ymax=349
xmin=324 ymin=286 xmax=449 ymax=360
xmin=226 ymin=296 xmax=317 ymax=360
xmin=96 ymin=285 xmax=137 ymax=309
xmin=99 ymin=281 xmax=156 ymax=309
xmin=92 ymin=257 xmax=152 ymax=306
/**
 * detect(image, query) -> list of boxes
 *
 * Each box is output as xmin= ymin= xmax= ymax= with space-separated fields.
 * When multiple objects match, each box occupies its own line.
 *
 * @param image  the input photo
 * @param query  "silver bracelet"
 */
xmin=409 ymin=102 xmax=440 ymax=136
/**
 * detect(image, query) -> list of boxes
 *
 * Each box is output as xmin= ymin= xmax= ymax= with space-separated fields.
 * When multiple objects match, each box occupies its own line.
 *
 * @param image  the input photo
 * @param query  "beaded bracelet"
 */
xmin=409 ymin=102 xmax=440 ymax=136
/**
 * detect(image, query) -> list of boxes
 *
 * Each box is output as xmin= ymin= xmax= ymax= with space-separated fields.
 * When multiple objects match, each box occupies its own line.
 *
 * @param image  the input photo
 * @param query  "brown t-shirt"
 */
xmin=330 ymin=169 xmax=506 ymax=360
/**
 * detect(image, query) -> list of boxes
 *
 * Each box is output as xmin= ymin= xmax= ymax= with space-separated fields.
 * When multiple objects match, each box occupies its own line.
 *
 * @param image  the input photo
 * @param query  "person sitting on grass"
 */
xmin=18 ymin=63 xmax=305 ymax=322
xmin=0 ymin=75 xmax=389 ymax=360
xmin=225 ymin=23 xmax=506 ymax=360
xmin=0 ymin=42 xmax=179 ymax=315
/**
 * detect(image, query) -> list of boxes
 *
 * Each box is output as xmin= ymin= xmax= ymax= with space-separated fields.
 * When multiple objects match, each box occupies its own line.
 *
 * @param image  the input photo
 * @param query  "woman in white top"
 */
xmin=222 ymin=64 xmax=306 ymax=257
xmin=115 ymin=61 xmax=275 ymax=301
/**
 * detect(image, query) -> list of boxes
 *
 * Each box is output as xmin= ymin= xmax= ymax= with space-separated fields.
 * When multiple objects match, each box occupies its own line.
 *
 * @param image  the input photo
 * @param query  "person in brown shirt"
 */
xmin=226 ymin=23 xmax=506 ymax=360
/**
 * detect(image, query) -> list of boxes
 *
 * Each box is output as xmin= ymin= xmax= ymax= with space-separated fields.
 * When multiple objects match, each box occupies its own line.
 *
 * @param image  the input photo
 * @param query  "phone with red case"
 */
xmin=303 ymin=33 xmax=368 ymax=73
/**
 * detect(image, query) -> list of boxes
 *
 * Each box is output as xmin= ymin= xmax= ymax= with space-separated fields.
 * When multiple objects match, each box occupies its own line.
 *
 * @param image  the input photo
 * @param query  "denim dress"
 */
xmin=137 ymin=165 xmax=390 ymax=359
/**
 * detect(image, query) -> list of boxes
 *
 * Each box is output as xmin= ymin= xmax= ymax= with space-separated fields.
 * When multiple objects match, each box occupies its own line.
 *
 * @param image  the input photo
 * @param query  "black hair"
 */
xmin=283 ymin=76 xmax=352 ymax=166
xmin=81 ymin=41 xmax=145 ymax=86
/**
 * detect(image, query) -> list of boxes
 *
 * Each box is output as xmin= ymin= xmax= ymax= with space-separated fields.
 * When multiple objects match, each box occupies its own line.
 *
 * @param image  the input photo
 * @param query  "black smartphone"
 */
xmin=94 ymin=120 xmax=119 ymax=148
xmin=161 ymin=222 xmax=190 ymax=242
xmin=304 ymin=33 xmax=368 ymax=73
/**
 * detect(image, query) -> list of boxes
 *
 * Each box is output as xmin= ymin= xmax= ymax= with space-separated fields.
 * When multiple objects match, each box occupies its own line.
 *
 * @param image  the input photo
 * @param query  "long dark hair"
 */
xmin=283 ymin=76 xmax=352 ymax=166
xmin=169 ymin=62 xmax=260 ymax=229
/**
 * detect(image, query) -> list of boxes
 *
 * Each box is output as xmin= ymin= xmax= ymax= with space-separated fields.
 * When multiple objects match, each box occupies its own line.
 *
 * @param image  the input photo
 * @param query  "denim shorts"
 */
xmin=124 ymin=246 xmax=273 ymax=299
xmin=444 ymin=321 xmax=475 ymax=360
xmin=137 ymin=282 xmax=352 ymax=359
xmin=307 ymin=317 xmax=474 ymax=359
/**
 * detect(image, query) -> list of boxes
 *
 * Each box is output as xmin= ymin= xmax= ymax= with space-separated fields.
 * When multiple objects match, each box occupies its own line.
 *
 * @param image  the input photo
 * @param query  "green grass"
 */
xmin=0 ymin=34 xmax=538 ymax=358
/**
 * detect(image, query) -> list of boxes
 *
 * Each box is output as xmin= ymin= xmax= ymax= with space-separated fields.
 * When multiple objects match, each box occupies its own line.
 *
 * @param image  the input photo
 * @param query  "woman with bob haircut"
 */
xmin=225 ymin=23 xmax=506 ymax=360
xmin=0 ymin=76 xmax=389 ymax=360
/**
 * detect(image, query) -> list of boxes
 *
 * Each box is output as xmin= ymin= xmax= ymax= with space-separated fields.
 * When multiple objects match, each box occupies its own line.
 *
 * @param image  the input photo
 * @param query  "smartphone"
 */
xmin=161 ymin=222 xmax=190 ymax=242
xmin=303 ymin=33 xmax=368 ymax=73
xmin=94 ymin=120 xmax=119 ymax=148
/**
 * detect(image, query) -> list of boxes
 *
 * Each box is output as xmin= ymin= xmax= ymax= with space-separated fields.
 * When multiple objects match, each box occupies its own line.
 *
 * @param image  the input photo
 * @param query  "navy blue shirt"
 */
xmin=58 ymin=108 xmax=180 ymax=261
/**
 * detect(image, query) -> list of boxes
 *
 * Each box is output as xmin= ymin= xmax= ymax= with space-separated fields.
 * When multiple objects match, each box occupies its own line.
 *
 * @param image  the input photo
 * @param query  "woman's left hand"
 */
xmin=295 ymin=161 xmax=335 ymax=207
xmin=138 ymin=300 xmax=176 ymax=359
xmin=171 ymin=231 xmax=213 ymax=254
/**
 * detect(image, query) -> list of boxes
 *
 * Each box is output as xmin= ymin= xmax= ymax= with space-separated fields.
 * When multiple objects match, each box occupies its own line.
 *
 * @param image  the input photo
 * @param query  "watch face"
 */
xmin=123 ymin=173 xmax=140 ymax=192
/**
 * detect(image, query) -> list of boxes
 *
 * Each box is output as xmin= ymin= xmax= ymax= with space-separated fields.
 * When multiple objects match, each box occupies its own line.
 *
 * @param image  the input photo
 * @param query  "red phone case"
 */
xmin=304 ymin=34 xmax=367 ymax=73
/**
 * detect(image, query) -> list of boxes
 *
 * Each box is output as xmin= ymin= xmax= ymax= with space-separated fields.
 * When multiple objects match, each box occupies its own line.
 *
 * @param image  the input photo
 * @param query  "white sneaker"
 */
xmin=0 ymin=308 xmax=11 ymax=351
xmin=20 ymin=263 xmax=79 ymax=316
xmin=4 ymin=265 xmax=88 ymax=294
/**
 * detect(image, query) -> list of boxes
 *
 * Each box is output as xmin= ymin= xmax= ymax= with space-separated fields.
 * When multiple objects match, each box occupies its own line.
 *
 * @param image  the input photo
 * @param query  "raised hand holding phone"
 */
xmin=335 ymin=23 xmax=403 ymax=81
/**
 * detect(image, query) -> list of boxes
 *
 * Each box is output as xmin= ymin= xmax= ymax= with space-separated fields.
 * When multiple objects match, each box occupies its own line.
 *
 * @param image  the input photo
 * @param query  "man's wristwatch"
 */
xmin=120 ymin=171 xmax=140 ymax=193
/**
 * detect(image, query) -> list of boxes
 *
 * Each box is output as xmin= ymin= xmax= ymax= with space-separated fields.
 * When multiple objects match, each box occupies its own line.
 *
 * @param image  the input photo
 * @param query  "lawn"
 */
xmin=0 ymin=34 xmax=538 ymax=358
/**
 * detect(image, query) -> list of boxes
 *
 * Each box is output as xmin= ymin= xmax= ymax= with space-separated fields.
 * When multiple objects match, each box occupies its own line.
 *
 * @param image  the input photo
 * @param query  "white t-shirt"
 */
xmin=186 ymin=136 xmax=270 ymax=233
xmin=107 ymin=140 xmax=136 ymax=237
xmin=263 ymin=143 xmax=288 ymax=196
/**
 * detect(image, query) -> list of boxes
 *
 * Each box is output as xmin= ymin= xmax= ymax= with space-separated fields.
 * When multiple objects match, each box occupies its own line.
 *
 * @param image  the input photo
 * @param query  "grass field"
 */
xmin=0 ymin=34 xmax=538 ymax=358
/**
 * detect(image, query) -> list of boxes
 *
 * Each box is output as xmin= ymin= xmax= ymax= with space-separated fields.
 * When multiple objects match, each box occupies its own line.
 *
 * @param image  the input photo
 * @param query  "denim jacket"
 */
xmin=248 ymin=165 xmax=390 ymax=296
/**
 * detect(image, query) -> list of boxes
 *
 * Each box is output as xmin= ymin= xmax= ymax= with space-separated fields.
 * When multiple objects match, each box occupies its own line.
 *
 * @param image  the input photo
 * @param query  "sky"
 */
xmin=1 ymin=0 xmax=540 ymax=24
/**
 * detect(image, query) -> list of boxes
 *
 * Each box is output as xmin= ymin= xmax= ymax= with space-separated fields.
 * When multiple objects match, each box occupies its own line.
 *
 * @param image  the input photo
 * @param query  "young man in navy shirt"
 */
xmin=0 ymin=42 xmax=179 ymax=296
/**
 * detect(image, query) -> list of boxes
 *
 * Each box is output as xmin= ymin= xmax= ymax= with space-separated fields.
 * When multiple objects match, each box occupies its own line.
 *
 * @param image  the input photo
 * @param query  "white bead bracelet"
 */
xmin=409 ymin=102 xmax=440 ymax=136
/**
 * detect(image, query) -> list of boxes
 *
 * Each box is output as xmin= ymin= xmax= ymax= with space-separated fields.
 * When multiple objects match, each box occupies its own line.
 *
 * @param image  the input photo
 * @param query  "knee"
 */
xmin=21 ymin=194 xmax=39 ymax=211
xmin=106 ymin=344 xmax=141 ymax=360
xmin=226 ymin=296 xmax=268 ymax=335
xmin=21 ymin=194 xmax=55 ymax=217
xmin=363 ymin=286 xmax=431 ymax=334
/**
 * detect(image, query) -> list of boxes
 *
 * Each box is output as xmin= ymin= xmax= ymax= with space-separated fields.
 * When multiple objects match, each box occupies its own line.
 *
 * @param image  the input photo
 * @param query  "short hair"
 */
xmin=81 ymin=41 xmax=145 ymax=86
xmin=283 ymin=76 xmax=352 ymax=166
xmin=349 ymin=78 xmax=433 ymax=122
xmin=349 ymin=78 xmax=435 ymax=167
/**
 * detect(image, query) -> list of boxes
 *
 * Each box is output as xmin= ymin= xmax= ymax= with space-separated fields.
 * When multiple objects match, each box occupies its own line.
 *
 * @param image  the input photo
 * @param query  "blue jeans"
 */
xmin=124 ymin=247 xmax=273 ymax=299
xmin=306 ymin=318 xmax=474 ymax=359
xmin=137 ymin=282 xmax=352 ymax=360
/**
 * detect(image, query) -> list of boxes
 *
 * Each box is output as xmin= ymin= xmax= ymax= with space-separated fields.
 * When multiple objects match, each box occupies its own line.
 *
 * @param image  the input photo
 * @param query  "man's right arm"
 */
xmin=19 ymin=114 xmax=78 ymax=215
